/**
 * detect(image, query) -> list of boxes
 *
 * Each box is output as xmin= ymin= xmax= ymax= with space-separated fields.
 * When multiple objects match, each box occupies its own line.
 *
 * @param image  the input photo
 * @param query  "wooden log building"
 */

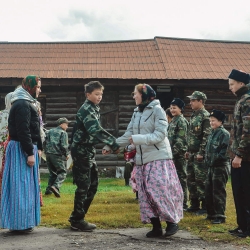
xmin=0 ymin=36 xmax=250 ymax=170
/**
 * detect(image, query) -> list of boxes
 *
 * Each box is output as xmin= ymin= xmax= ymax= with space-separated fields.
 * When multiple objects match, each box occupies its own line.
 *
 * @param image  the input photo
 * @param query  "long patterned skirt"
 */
xmin=1 ymin=141 xmax=40 ymax=230
xmin=133 ymin=159 xmax=183 ymax=224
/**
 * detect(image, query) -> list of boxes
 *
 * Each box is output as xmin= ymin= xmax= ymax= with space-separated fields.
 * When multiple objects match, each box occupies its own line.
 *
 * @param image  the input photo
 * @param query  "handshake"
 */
xmin=102 ymin=145 xmax=120 ymax=155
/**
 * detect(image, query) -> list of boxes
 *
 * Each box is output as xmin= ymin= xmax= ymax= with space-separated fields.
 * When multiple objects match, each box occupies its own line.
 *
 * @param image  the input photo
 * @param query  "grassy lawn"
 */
xmin=40 ymin=173 xmax=250 ymax=246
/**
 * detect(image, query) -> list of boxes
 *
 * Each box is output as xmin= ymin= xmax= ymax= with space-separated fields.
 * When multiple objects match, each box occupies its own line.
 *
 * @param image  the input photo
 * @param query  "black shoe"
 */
xmin=164 ymin=223 xmax=179 ymax=237
xmin=146 ymin=228 xmax=162 ymax=238
xmin=44 ymin=190 xmax=53 ymax=195
xmin=229 ymin=227 xmax=241 ymax=234
xmin=71 ymin=221 xmax=96 ymax=231
xmin=186 ymin=206 xmax=200 ymax=212
xmin=234 ymin=230 xmax=250 ymax=238
xmin=211 ymin=217 xmax=225 ymax=224
xmin=50 ymin=186 xmax=60 ymax=198
xmin=195 ymin=209 xmax=207 ymax=215
xmin=183 ymin=204 xmax=188 ymax=211
xmin=9 ymin=228 xmax=34 ymax=234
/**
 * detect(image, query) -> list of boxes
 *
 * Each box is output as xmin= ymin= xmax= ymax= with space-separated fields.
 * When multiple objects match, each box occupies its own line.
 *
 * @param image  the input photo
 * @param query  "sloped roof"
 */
xmin=0 ymin=40 xmax=166 ymax=79
xmin=155 ymin=37 xmax=250 ymax=79
xmin=0 ymin=37 xmax=250 ymax=80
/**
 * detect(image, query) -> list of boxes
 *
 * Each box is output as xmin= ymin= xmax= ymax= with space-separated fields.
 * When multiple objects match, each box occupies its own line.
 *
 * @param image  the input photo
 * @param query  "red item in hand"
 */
xmin=124 ymin=149 xmax=136 ymax=161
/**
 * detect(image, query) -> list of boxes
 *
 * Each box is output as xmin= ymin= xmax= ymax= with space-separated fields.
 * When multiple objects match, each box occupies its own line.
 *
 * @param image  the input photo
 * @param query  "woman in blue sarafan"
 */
xmin=1 ymin=75 xmax=42 ymax=232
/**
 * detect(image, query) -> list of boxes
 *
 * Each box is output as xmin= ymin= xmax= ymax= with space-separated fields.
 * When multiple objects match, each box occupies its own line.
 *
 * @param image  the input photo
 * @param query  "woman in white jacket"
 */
xmin=103 ymin=84 xmax=183 ymax=237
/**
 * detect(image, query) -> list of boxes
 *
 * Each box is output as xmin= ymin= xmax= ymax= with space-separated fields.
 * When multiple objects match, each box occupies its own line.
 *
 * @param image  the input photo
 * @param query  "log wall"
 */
xmin=0 ymin=80 xmax=236 ymax=174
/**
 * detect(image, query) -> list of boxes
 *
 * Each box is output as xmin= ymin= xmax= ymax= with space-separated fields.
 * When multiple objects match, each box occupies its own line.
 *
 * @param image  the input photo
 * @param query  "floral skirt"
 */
xmin=1 ymin=141 xmax=40 ymax=230
xmin=133 ymin=159 xmax=183 ymax=224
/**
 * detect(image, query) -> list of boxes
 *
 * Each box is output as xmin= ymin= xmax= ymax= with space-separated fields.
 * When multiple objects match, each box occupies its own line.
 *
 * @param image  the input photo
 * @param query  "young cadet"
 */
xmin=168 ymin=98 xmax=189 ymax=210
xmin=68 ymin=81 xmax=120 ymax=232
xmin=204 ymin=110 xmax=230 ymax=224
xmin=227 ymin=69 xmax=250 ymax=238
xmin=185 ymin=91 xmax=211 ymax=214
xmin=44 ymin=117 xmax=70 ymax=197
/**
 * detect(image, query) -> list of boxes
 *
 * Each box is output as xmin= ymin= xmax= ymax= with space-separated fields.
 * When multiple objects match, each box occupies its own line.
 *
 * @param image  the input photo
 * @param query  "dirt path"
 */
xmin=0 ymin=227 xmax=247 ymax=250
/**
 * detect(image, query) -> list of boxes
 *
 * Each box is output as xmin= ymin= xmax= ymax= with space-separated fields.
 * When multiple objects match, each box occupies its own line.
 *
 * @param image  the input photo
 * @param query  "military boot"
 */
xmin=146 ymin=217 xmax=163 ymax=238
xmin=186 ymin=198 xmax=200 ymax=212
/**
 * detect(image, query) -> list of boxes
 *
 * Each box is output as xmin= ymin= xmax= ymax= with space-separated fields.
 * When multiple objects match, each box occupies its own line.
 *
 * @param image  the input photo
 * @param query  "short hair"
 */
xmin=196 ymin=98 xmax=206 ymax=105
xmin=193 ymin=99 xmax=206 ymax=105
xmin=84 ymin=81 xmax=104 ymax=94
xmin=165 ymin=108 xmax=173 ymax=118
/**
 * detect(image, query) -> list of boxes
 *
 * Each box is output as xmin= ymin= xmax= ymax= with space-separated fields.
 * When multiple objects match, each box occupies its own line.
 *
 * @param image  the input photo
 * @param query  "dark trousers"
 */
xmin=46 ymin=153 xmax=67 ymax=191
xmin=69 ymin=144 xmax=98 ymax=223
xmin=231 ymin=161 xmax=250 ymax=232
xmin=173 ymin=156 xmax=188 ymax=206
xmin=205 ymin=163 xmax=229 ymax=218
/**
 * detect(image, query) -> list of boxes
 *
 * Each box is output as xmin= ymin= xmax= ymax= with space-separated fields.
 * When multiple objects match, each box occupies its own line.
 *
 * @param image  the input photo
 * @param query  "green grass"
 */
xmin=40 ymin=173 xmax=249 ymax=246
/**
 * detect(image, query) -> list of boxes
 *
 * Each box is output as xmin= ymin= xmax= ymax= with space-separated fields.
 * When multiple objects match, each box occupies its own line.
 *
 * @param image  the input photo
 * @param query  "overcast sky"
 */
xmin=1 ymin=0 xmax=250 ymax=42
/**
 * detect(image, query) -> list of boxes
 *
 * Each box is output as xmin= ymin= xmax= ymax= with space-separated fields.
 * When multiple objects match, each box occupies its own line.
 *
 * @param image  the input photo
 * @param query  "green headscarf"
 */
xmin=22 ymin=75 xmax=40 ymax=98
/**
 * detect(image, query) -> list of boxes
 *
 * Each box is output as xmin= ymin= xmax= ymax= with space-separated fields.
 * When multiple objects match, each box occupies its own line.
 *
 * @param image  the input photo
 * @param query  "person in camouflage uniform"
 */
xmin=185 ymin=91 xmax=211 ymax=214
xmin=204 ymin=110 xmax=230 ymax=224
xmin=227 ymin=69 xmax=250 ymax=238
xmin=44 ymin=117 xmax=70 ymax=197
xmin=69 ymin=81 xmax=120 ymax=232
xmin=168 ymin=98 xmax=189 ymax=210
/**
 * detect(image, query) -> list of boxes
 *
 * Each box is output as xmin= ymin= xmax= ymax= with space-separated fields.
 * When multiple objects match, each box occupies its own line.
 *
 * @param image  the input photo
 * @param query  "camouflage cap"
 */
xmin=187 ymin=91 xmax=207 ymax=100
xmin=57 ymin=117 xmax=70 ymax=125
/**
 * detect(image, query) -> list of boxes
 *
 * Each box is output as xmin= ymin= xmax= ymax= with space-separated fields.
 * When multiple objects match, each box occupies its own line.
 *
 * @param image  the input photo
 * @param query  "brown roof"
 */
xmin=155 ymin=37 xmax=250 ymax=79
xmin=0 ymin=37 xmax=250 ymax=80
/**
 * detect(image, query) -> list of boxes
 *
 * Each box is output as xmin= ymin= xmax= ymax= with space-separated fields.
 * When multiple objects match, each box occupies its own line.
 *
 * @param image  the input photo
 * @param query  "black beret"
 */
xmin=228 ymin=69 xmax=249 ymax=85
xmin=209 ymin=109 xmax=226 ymax=123
xmin=170 ymin=98 xmax=185 ymax=110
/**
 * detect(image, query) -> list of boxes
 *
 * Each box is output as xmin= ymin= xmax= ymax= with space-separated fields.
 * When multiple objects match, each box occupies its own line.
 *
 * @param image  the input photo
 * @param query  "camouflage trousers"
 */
xmin=205 ymin=162 xmax=229 ymax=218
xmin=173 ymin=156 xmax=188 ymax=207
xmin=46 ymin=153 xmax=67 ymax=192
xmin=69 ymin=143 xmax=98 ymax=223
xmin=187 ymin=153 xmax=208 ymax=201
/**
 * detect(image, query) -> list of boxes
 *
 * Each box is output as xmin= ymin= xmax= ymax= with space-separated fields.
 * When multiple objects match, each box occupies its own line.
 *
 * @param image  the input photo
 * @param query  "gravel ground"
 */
xmin=0 ymin=227 xmax=248 ymax=250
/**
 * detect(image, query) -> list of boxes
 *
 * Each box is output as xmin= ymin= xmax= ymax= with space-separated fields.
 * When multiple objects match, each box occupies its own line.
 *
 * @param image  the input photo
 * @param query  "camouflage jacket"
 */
xmin=72 ymin=99 xmax=120 ymax=151
xmin=167 ymin=114 xmax=189 ymax=157
xmin=45 ymin=126 xmax=69 ymax=157
xmin=205 ymin=126 xmax=230 ymax=167
xmin=188 ymin=107 xmax=211 ymax=156
xmin=228 ymin=86 xmax=250 ymax=161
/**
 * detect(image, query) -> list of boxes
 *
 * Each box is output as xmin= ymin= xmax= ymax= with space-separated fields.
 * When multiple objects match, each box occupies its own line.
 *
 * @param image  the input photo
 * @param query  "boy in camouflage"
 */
xmin=68 ymin=81 xmax=120 ymax=232
xmin=204 ymin=110 xmax=229 ymax=224
xmin=44 ymin=117 xmax=70 ymax=197
xmin=228 ymin=69 xmax=250 ymax=238
xmin=185 ymin=91 xmax=211 ymax=214
xmin=168 ymin=98 xmax=189 ymax=210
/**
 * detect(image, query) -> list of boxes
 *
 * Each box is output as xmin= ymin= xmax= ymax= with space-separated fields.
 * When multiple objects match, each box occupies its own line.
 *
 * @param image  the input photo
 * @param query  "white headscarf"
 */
xmin=0 ymin=92 xmax=13 ymax=164
xmin=5 ymin=92 xmax=13 ymax=111
xmin=11 ymin=87 xmax=36 ymax=104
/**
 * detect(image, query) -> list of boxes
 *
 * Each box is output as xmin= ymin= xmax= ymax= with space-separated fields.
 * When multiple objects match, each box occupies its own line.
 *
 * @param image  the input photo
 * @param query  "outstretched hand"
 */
xmin=102 ymin=149 xmax=111 ymax=155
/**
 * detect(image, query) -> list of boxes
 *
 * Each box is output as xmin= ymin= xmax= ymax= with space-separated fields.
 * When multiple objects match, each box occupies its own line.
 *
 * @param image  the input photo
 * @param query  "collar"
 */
xmin=235 ymin=86 xmax=249 ymax=99
xmin=85 ymin=99 xmax=100 ymax=111
xmin=193 ymin=107 xmax=205 ymax=114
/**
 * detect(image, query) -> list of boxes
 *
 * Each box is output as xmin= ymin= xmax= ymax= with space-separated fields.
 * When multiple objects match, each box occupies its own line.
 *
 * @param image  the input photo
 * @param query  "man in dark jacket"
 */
xmin=227 ymin=69 xmax=250 ymax=238
xmin=44 ymin=117 xmax=70 ymax=197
